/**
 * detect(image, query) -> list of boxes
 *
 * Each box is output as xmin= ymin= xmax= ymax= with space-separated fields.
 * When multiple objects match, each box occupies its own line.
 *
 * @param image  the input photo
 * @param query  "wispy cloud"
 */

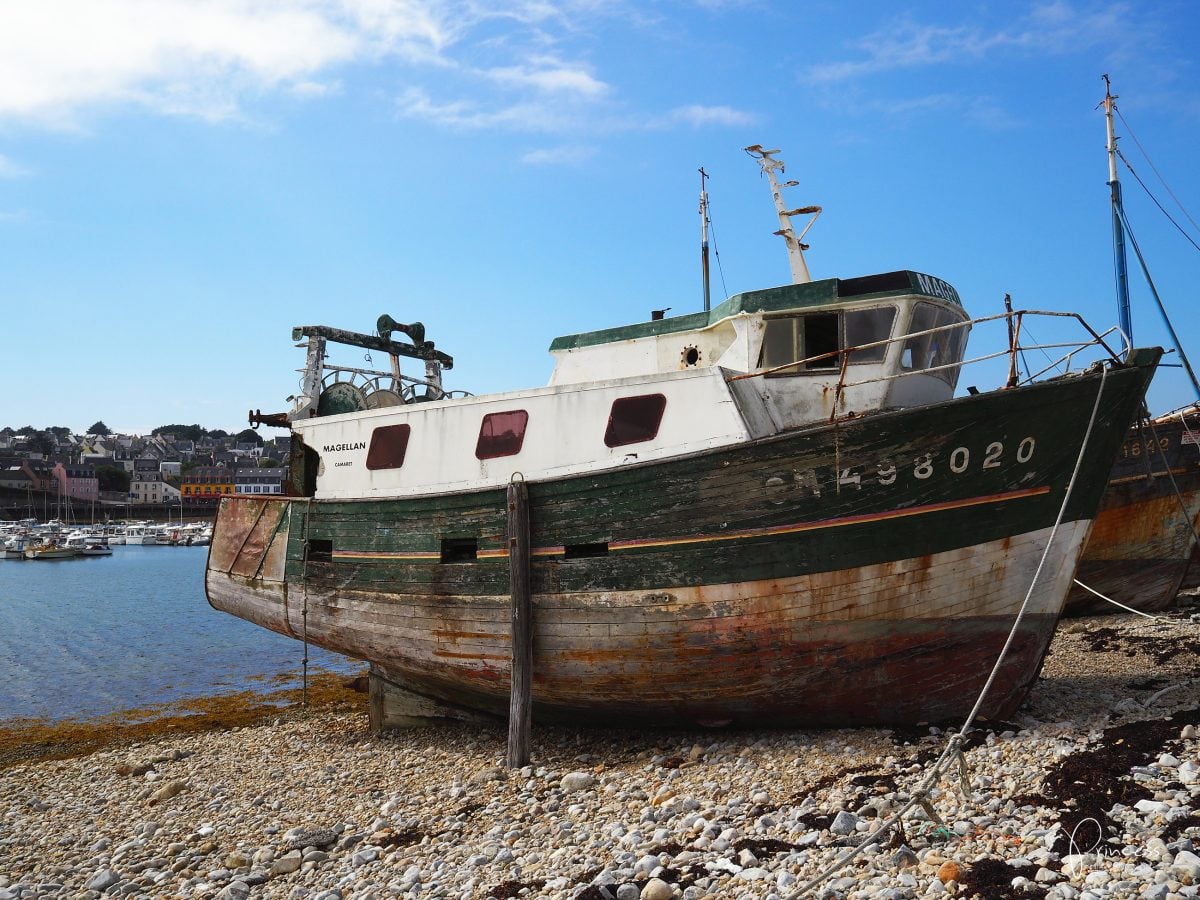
xmin=520 ymin=144 xmax=598 ymax=165
xmin=666 ymin=104 xmax=756 ymax=128
xmin=484 ymin=56 xmax=609 ymax=98
xmin=806 ymin=2 xmax=1140 ymax=83
xmin=396 ymin=87 xmax=577 ymax=132
xmin=0 ymin=155 xmax=30 ymax=178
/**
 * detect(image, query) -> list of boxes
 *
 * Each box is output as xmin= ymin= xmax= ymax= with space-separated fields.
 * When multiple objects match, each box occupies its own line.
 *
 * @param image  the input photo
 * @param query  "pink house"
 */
xmin=52 ymin=462 xmax=100 ymax=503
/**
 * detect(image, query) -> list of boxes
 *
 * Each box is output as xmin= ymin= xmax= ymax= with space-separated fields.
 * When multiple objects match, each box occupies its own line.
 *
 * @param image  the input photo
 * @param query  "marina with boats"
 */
xmin=0 ymin=518 xmax=213 ymax=559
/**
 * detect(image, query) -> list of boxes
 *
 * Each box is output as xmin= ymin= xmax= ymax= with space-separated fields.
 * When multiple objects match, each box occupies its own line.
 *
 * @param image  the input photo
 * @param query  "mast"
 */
xmin=1103 ymin=74 xmax=1133 ymax=352
xmin=699 ymin=167 xmax=712 ymax=312
xmin=744 ymin=145 xmax=821 ymax=284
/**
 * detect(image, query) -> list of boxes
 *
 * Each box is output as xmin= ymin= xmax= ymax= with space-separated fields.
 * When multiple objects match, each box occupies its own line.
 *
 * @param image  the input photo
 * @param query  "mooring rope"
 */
xmin=1071 ymin=578 xmax=1172 ymax=622
xmin=790 ymin=365 xmax=1110 ymax=898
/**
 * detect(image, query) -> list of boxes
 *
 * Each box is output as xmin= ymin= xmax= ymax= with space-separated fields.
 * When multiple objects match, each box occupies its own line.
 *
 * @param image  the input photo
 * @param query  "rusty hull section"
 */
xmin=205 ymin=496 xmax=296 ymax=639
xmin=274 ymin=521 xmax=1088 ymax=728
xmin=1066 ymin=476 xmax=1200 ymax=616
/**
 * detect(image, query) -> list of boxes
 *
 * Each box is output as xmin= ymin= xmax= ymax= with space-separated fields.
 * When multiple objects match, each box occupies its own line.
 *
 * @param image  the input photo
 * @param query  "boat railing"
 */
xmin=729 ymin=308 xmax=1129 ymax=416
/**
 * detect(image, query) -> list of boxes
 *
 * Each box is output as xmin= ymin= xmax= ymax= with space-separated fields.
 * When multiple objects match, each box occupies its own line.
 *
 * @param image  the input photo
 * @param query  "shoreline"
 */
xmin=1 ymin=607 xmax=1197 ymax=899
xmin=0 ymin=670 xmax=369 ymax=771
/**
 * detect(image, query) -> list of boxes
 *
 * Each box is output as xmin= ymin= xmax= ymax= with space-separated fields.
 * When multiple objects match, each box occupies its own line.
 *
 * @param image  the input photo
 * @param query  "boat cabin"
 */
xmin=284 ymin=270 xmax=971 ymax=501
xmin=548 ymin=269 xmax=968 ymax=421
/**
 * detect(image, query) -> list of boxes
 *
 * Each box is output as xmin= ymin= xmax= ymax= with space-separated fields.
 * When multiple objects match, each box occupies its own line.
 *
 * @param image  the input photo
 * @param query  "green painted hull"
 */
xmin=207 ymin=352 xmax=1158 ymax=727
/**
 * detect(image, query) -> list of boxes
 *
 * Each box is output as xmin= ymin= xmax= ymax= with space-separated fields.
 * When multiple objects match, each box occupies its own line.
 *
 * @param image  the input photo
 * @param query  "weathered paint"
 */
xmin=207 ymin=354 xmax=1157 ymax=727
xmin=1065 ymin=413 xmax=1200 ymax=615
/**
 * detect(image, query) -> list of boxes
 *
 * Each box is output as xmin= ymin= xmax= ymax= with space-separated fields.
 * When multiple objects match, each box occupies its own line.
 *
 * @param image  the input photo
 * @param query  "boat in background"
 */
xmin=2 ymin=536 xmax=31 ymax=560
xmin=1064 ymin=79 xmax=1200 ymax=616
xmin=207 ymin=146 xmax=1160 ymax=729
xmin=123 ymin=523 xmax=156 ymax=545
xmin=25 ymin=544 xmax=77 ymax=560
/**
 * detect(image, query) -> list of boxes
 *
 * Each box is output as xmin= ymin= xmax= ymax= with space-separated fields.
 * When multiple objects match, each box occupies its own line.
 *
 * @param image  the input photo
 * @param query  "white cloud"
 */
xmin=0 ymin=0 xmax=455 ymax=125
xmin=806 ymin=2 xmax=1141 ymax=83
xmin=667 ymin=104 xmax=756 ymax=127
xmin=520 ymin=144 xmax=597 ymax=165
xmin=485 ymin=57 xmax=609 ymax=97
xmin=396 ymin=86 xmax=572 ymax=131
xmin=0 ymin=155 xmax=30 ymax=178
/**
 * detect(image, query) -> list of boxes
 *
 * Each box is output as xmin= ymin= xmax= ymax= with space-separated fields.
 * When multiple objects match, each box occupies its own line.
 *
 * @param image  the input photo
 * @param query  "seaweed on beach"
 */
xmin=0 ymin=671 xmax=369 ymax=770
xmin=1016 ymin=706 xmax=1200 ymax=856
xmin=958 ymin=857 xmax=1046 ymax=900
xmin=1081 ymin=627 xmax=1200 ymax=667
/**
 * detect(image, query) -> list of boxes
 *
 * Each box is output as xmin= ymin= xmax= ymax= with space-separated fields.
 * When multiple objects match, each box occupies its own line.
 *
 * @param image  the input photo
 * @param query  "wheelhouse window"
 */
xmin=366 ymin=424 xmax=412 ymax=470
xmin=604 ymin=394 xmax=667 ymax=447
xmin=900 ymin=302 xmax=968 ymax=386
xmin=475 ymin=410 xmax=529 ymax=460
xmin=760 ymin=307 xmax=896 ymax=372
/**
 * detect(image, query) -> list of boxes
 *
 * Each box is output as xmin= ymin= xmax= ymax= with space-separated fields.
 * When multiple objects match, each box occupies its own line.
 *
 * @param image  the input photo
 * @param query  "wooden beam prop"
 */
xmin=506 ymin=480 xmax=533 ymax=768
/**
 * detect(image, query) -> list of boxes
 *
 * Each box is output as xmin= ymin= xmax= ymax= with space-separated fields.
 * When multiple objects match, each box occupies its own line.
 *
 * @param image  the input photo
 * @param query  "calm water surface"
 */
xmin=0 ymin=545 xmax=359 ymax=723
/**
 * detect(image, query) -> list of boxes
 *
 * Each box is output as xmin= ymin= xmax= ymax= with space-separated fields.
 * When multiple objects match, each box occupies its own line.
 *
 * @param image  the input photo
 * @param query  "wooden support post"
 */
xmin=506 ymin=479 xmax=532 ymax=768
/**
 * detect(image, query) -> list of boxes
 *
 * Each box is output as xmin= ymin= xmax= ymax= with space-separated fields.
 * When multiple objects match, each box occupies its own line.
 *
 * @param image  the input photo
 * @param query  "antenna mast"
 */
xmin=699 ymin=167 xmax=712 ymax=312
xmin=1103 ymin=74 xmax=1133 ymax=352
xmin=744 ymin=145 xmax=821 ymax=284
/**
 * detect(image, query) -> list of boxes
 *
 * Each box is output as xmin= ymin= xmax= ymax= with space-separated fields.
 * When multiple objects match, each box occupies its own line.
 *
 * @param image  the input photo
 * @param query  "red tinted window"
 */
xmin=366 ymin=424 xmax=411 ymax=470
xmin=604 ymin=394 xmax=667 ymax=447
xmin=476 ymin=410 xmax=529 ymax=459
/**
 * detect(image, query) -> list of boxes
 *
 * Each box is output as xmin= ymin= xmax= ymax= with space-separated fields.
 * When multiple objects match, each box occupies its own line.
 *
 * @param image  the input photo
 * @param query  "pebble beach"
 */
xmin=2 ymin=601 xmax=1199 ymax=900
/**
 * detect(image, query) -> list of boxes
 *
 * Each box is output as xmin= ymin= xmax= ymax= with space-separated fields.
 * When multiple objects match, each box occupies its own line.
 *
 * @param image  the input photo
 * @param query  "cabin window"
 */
xmin=760 ymin=307 xmax=896 ymax=372
xmin=366 ymin=424 xmax=412 ymax=470
xmin=900 ymin=302 xmax=968 ymax=386
xmin=475 ymin=410 xmax=529 ymax=459
xmin=844 ymin=307 xmax=896 ymax=362
xmin=605 ymin=394 xmax=667 ymax=447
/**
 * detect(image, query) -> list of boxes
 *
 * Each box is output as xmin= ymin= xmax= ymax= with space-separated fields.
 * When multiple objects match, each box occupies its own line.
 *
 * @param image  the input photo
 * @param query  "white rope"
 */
xmin=791 ymin=365 xmax=1110 ymax=898
xmin=1071 ymin=578 xmax=1171 ymax=622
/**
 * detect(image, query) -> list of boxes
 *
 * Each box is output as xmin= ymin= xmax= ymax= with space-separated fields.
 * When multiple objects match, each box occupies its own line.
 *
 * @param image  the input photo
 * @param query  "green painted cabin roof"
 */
xmin=549 ymin=270 xmax=962 ymax=352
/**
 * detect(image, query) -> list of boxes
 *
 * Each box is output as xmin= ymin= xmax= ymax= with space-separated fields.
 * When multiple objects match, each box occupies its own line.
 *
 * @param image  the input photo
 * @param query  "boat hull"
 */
xmin=1065 ymin=414 xmax=1200 ymax=615
xmin=206 ymin=355 xmax=1157 ymax=727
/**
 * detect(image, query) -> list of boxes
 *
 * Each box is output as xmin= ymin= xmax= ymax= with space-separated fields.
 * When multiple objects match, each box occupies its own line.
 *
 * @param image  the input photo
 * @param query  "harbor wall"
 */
xmin=0 ymin=485 xmax=215 ymax=523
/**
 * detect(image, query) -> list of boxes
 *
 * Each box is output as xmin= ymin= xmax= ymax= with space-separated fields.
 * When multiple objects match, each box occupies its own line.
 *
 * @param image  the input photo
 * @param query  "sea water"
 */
xmin=0 ymin=545 xmax=358 ymax=723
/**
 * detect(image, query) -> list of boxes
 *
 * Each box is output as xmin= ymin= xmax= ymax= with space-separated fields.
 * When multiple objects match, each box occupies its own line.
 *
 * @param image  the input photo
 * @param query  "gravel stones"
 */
xmin=0 ymin=610 xmax=1197 ymax=899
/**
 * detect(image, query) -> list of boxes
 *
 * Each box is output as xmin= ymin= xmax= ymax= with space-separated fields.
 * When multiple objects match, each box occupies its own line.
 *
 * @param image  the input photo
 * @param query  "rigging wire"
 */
xmin=706 ymin=207 xmax=731 ymax=301
xmin=1115 ymin=204 xmax=1200 ymax=401
xmin=1118 ymin=150 xmax=1200 ymax=256
xmin=1114 ymin=105 xmax=1200 ymax=241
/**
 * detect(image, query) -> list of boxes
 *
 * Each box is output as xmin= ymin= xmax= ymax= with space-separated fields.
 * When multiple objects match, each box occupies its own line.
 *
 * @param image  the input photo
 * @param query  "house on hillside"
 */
xmin=181 ymin=466 xmax=235 ymax=505
xmin=52 ymin=462 xmax=99 ymax=503
xmin=233 ymin=467 xmax=285 ymax=496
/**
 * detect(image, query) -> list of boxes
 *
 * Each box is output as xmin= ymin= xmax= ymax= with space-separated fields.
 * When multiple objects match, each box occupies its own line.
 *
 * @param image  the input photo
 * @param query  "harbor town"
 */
xmin=0 ymin=425 xmax=287 ymax=520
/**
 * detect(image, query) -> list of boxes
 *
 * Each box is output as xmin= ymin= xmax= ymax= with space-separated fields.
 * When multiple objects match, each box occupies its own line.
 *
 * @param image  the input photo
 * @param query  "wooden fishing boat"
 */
xmin=205 ymin=148 xmax=1161 ymax=728
xmin=1063 ymin=80 xmax=1200 ymax=616
xmin=1065 ymin=407 xmax=1200 ymax=615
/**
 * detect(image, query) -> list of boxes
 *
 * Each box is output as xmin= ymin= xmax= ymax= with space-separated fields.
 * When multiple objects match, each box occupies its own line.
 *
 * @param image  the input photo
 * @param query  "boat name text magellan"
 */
xmin=915 ymin=273 xmax=961 ymax=305
xmin=323 ymin=442 xmax=367 ymax=452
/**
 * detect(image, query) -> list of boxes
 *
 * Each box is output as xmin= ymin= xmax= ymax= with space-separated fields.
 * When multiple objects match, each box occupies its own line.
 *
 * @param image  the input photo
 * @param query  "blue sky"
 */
xmin=3 ymin=0 xmax=1199 ymax=434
